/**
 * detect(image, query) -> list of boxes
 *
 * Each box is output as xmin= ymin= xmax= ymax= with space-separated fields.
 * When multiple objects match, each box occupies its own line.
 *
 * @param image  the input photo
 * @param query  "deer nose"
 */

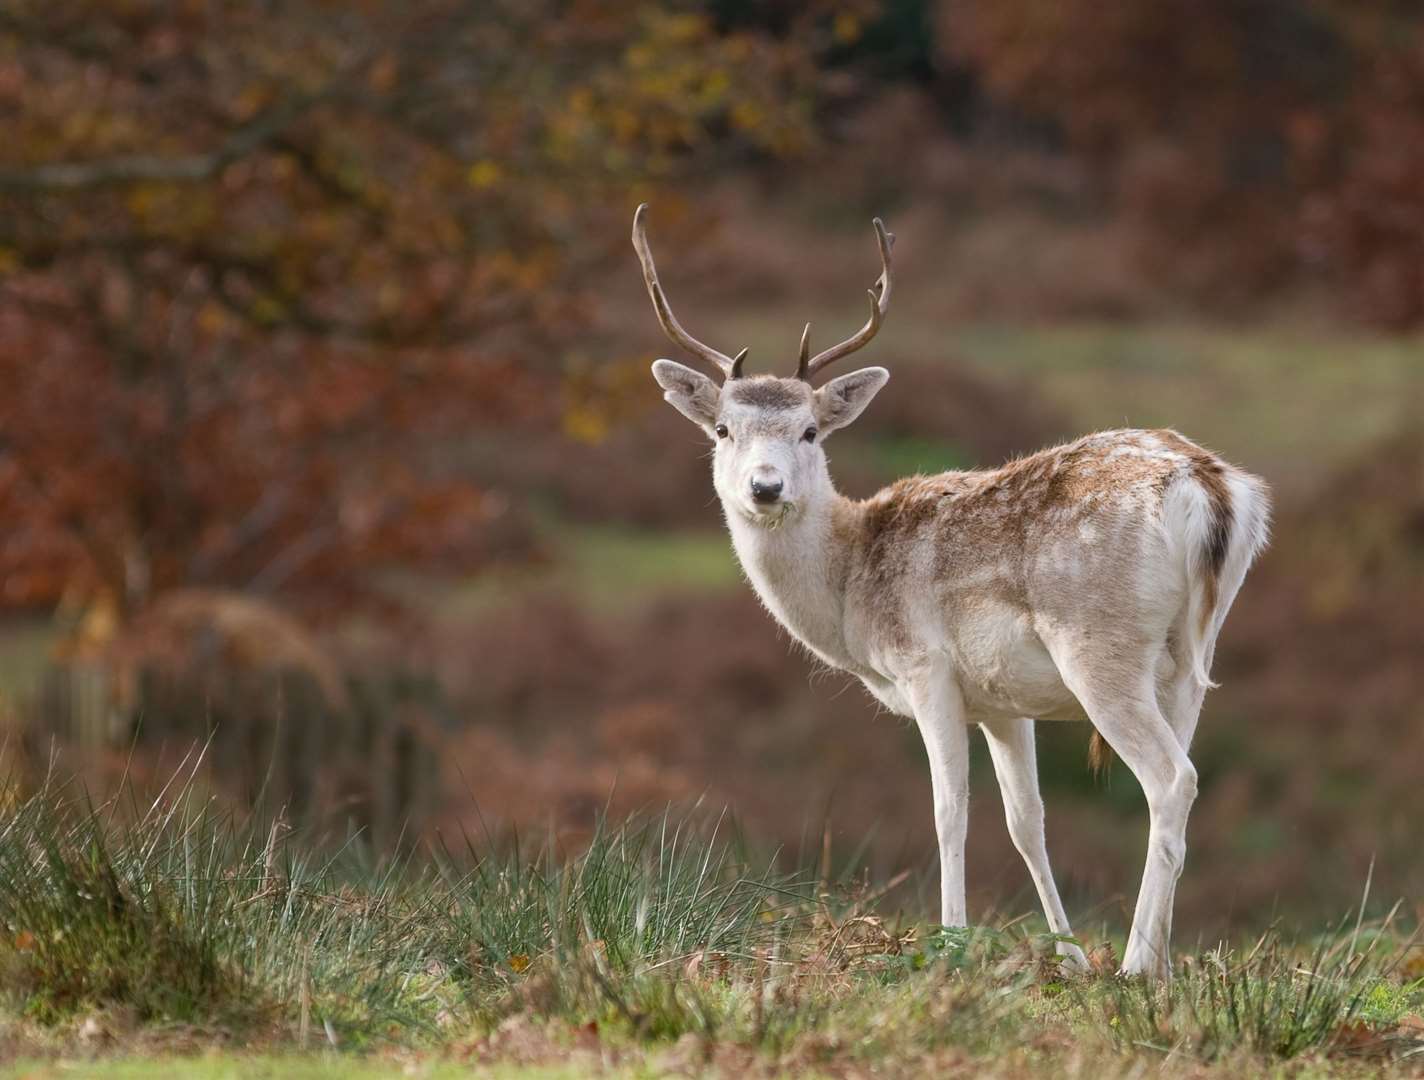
xmin=750 ymin=477 xmax=783 ymax=504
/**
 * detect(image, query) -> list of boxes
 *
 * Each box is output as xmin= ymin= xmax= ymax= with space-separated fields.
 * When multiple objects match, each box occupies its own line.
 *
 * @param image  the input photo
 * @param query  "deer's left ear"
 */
xmin=652 ymin=359 xmax=721 ymax=430
xmin=813 ymin=367 xmax=889 ymax=436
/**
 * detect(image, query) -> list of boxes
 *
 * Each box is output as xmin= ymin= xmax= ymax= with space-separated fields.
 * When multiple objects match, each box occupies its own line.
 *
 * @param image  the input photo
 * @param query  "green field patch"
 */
xmin=389 ymin=523 xmax=740 ymax=621
xmin=864 ymin=434 xmax=974 ymax=478
xmin=945 ymin=322 xmax=1422 ymax=492
xmin=560 ymin=524 xmax=740 ymax=599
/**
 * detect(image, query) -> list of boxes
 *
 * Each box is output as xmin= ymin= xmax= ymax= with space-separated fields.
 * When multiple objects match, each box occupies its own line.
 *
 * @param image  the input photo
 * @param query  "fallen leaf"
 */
xmin=1332 ymin=1019 xmax=1384 ymax=1056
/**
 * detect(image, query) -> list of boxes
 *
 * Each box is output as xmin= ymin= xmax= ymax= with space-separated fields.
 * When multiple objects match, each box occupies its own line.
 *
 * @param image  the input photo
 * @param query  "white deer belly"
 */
xmin=948 ymin=605 xmax=1085 ymax=722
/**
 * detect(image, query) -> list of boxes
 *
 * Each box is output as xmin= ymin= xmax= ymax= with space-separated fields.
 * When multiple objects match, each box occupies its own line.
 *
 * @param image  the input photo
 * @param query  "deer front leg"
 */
xmin=905 ymin=672 xmax=971 ymax=928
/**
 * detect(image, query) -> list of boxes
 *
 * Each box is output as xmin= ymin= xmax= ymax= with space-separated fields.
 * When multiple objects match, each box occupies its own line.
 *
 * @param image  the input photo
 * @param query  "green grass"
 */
xmin=399 ymin=523 xmax=739 ymax=622
xmin=560 ymin=525 xmax=739 ymax=599
xmin=866 ymin=434 xmax=976 ymax=478
xmin=1 ymin=771 xmax=1422 ymax=1076
xmin=911 ymin=321 xmax=1421 ymax=493
xmin=0 ymin=771 xmax=803 ymax=1039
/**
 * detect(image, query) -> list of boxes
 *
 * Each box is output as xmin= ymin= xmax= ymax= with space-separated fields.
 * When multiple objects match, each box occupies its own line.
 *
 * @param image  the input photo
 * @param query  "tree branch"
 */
xmin=0 ymin=93 xmax=325 ymax=193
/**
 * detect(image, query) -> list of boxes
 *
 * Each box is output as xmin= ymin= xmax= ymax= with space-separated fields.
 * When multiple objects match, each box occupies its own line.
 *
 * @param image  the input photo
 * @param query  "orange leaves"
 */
xmin=367 ymin=55 xmax=399 ymax=96
xmin=541 ymin=6 xmax=820 ymax=172
xmin=560 ymin=356 xmax=652 ymax=447
xmin=832 ymin=12 xmax=864 ymax=45
xmin=1401 ymin=946 xmax=1424 ymax=983
xmin=466 ymin=160 xmax=503 ymax=190
xmin=0 ymin=1 xmax=842 ymax=619
xmin=233 ymin=84 xmax=276 ymax=123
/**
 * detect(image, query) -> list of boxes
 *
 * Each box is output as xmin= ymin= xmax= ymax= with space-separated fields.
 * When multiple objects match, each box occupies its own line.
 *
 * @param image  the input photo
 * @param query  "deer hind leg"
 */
xmin=1050 ymin=640 xmax=1197 ymax=981
xmin=1158 ymin=619 xmax=1213 ymax=752
xmin=981 ymin=717 xmax=1089 ymax=973
xmin=904 ymin=671 xmax=971 ymax=928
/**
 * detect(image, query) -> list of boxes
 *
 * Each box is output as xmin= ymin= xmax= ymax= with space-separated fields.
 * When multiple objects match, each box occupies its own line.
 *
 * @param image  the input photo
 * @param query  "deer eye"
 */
xmin=803 ymin=427 xmax=818 ymax=443
xmin=714 ymin=423 xmax=729 ymax=439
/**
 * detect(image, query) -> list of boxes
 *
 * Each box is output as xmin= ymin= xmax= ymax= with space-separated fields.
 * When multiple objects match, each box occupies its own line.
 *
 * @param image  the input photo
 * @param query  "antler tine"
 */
xmin=632 ymin=204 xmax=738 ymax=379
xmin=801 ymin=217 xmax=894 ymax=382
xmin=795 ymin=322 xmax=812 ymax=380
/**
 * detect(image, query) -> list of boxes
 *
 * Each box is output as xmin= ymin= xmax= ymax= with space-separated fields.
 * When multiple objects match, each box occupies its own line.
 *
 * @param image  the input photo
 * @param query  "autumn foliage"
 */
xmin=0 ymin=1 xmax=1420 ymax=938
xmin=4 ymin=1 xmax=1422 ymax=627
xmin=0 ymin=1 xmax=831 ymax=620
xmin=939 ymin=0 xmax=1424 ymax=320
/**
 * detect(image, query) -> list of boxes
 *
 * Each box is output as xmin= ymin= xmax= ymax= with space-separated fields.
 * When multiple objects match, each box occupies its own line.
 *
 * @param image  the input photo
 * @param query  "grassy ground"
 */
xmin=416 ymin=524 xmax=741 ymax=622
xmin=0 ymin=1060 xmax=590 ymax=1078
xmin=947 ymin=322 xmax=1422 ymax=489
xmin=1 ymin=774 xmax=1421 ymax=1078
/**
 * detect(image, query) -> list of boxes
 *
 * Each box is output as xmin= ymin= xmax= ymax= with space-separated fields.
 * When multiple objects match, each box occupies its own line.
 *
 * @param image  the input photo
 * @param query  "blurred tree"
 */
xmin=0 ymin=1 xmax=826 ymax=626
xmin=1297 ymin=3 xmax=1424 ymax=327
xmin=936 ymin=0 xmax=1424 ymax=324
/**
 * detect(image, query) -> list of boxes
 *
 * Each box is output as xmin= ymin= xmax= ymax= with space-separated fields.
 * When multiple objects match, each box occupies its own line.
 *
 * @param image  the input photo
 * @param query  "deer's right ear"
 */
xmin=651 ymin=359 xmax=721 ymax=430
xmin=813 ymin=366 xmax=889 ymax=436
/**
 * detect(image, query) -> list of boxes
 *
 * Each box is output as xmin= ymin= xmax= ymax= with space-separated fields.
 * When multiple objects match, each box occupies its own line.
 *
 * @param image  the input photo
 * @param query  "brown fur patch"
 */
xmin=851 ymin=472 xmax=1034 ymax=648
xmin=1036 ymin=431 xmax=1170 ymax=511
xmin=843 ymin=429 xmax=1240 ymax=661
xmin=853 ymin=481 xmax=944 ymax=647
xmin=725 ymin=377 xmax=809 ymax=411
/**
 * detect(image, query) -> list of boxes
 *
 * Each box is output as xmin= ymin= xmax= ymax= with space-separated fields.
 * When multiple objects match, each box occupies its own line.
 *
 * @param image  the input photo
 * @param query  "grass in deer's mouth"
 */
xmin=0 ymin=769 xmax=1421 ymax=1075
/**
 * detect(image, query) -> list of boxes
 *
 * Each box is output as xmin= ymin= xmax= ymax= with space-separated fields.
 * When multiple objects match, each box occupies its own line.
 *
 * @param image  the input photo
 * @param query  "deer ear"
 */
xmin=651 ymin=359 xmax=721 ymax=429
xmin=813 ymin=367 xmax=888 ymax=435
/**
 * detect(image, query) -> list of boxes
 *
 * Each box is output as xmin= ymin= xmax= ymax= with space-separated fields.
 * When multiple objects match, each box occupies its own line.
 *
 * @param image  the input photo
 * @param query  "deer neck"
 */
xmin=723 ymin=472 xmax=859 ymax=671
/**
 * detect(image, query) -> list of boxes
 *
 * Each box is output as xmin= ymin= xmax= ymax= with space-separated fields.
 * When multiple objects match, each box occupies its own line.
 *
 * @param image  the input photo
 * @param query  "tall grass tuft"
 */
xmin=1101 ymin=930 xmax=1403 ymax=1061
xmin=0 ymin=785 xmax=235 ymax=1023
xmin=442 ymin=810 xmax=808 ymax=970
xmin=0 ymin=769 xmax=811 ymax=1040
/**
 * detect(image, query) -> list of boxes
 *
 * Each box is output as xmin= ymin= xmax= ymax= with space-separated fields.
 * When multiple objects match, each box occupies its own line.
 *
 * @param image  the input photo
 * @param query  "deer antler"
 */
xmin=632 ymin=204 xmax=745 ymax=380
xmin=797 ymin=218 xmax=894 ymax=382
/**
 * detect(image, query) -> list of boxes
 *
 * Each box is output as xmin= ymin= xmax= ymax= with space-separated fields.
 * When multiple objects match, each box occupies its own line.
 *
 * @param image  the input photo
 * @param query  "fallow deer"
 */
xmin=632 ymin=205 xmax=1270 ymax=979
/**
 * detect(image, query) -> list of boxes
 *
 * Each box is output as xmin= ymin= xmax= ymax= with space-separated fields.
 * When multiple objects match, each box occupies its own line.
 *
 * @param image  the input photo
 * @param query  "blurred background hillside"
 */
xmin=0 ymin=0 xmax=1421 ymax=941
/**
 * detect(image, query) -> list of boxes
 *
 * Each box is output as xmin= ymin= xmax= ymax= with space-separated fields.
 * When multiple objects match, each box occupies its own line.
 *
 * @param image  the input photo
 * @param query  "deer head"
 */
xmin=633 ymin=204 xmax=893 ymax=525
